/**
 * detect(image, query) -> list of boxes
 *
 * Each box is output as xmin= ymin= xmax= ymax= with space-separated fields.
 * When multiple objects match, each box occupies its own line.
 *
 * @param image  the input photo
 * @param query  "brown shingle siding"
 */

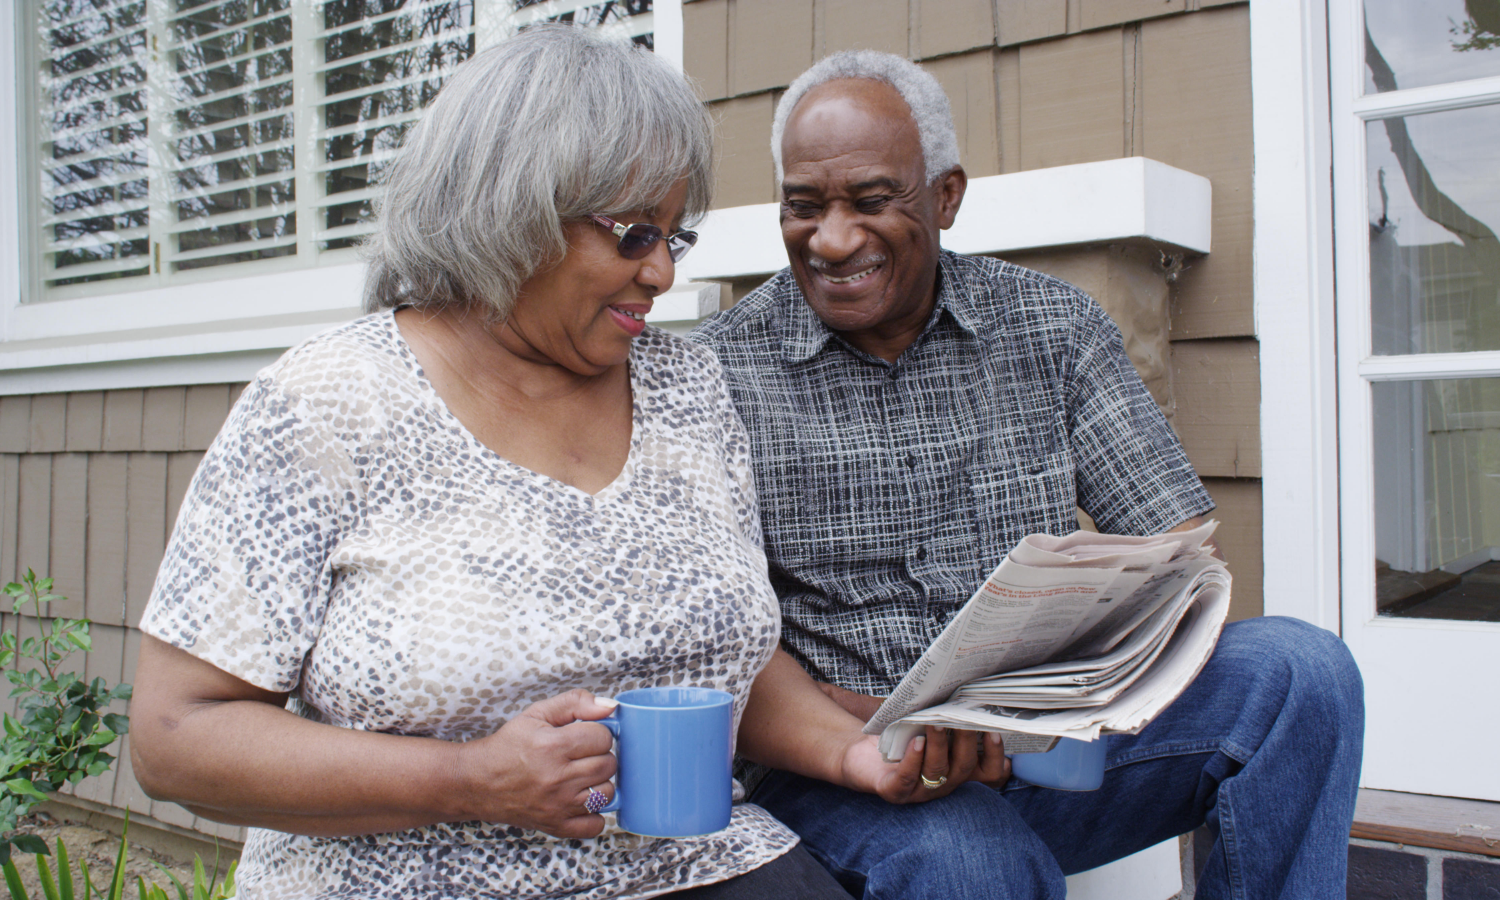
xmin=142 ymin=387 xmax=186 ymax=452
xmin=165 ymin=451 xmax=204 ymax=540
xmin=102 ymin=389 xmax=145 ymax=452
xmin=65 ymin=392 xmax=105 ymax=452
xmin=1200 ymin=476 xmax=1262 ymax=621
xmin=1171 ymin=338 xmax=1260 ymax=479
xmin=1017 ymin=29 xmax=1125 ymax=170
xmin=998 ymin=0 xmax=1067 ymax=45
xmin=1079 ymin=0 xmax=1185 ymax=31
xmin=0 ymin=396 xmax=32 ymax=454
xmin=86 ymin=453 xmax=129 ymax=626
xmin=30 ymin=394 xmax=67 ymax=453
xmin=924 ymin=49 xmax=1002 ymax=177
xmin=915 ymin=0 xmax=995 ymax=59
xmin=685 ymin=0 xmax=730 ymax=99
xmin=1141 ymin=5 xmax=1253 ymax=338
xmin=183 ymin=384 xmax=231 ymax=451
xmin=730 ymin=0 xmax=814 ymax=95
xmin=1 ymin=455 xmax=19 ymax=584
xmin=50 ymin=454 xmax=89 ymax=619
xmin=821 ymin=0 xmax=909 ymax=57
xmin=125 ymin=452 xmax=168 ymax=629
xmin=711 ymin=92 xmax=778 ymax=207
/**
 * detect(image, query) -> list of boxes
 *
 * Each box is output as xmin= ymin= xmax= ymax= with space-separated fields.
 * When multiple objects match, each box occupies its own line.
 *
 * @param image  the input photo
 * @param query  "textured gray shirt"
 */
xmin=690 ymin=251 xmax=1213 ymax=694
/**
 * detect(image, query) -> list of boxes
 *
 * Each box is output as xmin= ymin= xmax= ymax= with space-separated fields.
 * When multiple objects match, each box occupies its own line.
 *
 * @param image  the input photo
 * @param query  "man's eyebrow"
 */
xmin=781 ymin=176 xmax=904 ymax=198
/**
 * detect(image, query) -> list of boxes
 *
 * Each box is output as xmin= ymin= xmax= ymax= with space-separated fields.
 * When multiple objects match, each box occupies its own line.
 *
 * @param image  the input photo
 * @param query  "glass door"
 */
xmin=1331 ymin=0 xmax=1500 ymax=800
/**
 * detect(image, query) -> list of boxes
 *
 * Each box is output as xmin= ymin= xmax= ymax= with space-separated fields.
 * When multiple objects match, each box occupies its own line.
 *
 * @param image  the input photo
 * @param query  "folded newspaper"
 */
xmin=867 ymin=522 xmax=1231 ymax=761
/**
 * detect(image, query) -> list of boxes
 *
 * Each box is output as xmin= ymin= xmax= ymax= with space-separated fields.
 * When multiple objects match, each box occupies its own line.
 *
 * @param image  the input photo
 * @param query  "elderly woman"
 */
xmin=131 ymin=24 xmax=992 ymax=900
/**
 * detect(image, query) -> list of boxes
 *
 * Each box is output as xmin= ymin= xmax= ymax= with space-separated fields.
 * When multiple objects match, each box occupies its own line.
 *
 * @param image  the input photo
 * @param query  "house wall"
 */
xmin=0 ymin=387 xmax=249 ymax=843
xmin=0 ymin=0 xmax=1260 ymax=842
xmin=684 ymin=0 xmax=1263 ymax=618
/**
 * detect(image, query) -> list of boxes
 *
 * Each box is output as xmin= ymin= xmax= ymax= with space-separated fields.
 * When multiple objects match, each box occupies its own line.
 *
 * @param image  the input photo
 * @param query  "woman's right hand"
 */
xmin=456 ymin=690 xmax=620 ymax=839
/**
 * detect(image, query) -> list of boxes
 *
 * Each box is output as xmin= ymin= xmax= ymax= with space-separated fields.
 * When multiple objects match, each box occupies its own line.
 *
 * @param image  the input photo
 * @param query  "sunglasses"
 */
xmin=589 ymin=214 xmax=698 ymax=263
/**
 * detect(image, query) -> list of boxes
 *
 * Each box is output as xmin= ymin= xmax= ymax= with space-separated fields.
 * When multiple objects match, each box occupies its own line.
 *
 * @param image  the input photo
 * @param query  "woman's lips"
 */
xmin=608 ymin=305 xmax=648 ymax=336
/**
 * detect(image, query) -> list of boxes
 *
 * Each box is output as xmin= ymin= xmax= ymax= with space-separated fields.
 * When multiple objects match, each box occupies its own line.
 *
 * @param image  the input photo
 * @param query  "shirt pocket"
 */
xmin=968 ymin=418 xmax=1078 ymax=557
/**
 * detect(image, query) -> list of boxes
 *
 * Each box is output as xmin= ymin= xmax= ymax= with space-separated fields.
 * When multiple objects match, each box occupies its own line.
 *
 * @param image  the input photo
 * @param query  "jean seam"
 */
xmin=1106 ymin=738 xmax=1224 ymax=768
xmin=1219 ymin=778 xmax=1246 ymax=900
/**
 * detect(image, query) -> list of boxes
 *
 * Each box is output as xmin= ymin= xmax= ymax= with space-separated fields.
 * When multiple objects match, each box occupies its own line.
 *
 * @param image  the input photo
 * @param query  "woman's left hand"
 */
xmin=838 ymin=725 xmax=1010 ymax=803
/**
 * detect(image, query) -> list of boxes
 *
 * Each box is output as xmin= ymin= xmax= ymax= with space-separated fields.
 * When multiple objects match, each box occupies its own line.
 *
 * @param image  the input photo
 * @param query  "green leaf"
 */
xmin=64 ymin=632 xmax=91 ymax=654
xmin=80 ymin=730 xmax=118 ymax=749
xmin=103 ymin=714 xmax=129 ymax=734
xmin=107 ymin=817 xmax=129 ymax=900
xmin=10 ymin=834 xmax=48 ymax=856
xmin=56 ymin=840 xmax=71 ymax=900
xmin=5 ymin=778 xmax=50 ymax=801
xmin=2 ymin=715 xmax=22 ymax=739
xmin=34 ymin=852 xmax=59 ymax=900
xmin=150 ymin=863 xmax=188 ymax=900
xmin=2 ymin=857 xmax=27 ymax=900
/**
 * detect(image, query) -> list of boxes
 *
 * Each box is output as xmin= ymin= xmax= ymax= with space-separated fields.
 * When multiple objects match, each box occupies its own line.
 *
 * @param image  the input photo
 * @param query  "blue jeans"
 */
xmin=750 ymin=617 xmax=1364 ymax=899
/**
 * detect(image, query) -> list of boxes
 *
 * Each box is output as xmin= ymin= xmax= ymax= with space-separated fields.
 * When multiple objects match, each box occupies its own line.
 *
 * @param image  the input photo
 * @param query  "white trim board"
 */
xmin=1 ymin=156 xmax=1209 ymax=396
xmin=678 ymin=157 xmax=1213 ymax=283
xmin=1249 ymin=0 xmax=1340 ymax=631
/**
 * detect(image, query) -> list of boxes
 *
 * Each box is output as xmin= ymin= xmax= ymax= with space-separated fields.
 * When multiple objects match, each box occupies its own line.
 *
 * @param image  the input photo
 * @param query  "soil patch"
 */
xmin=5 ymin=811 xmax=216 ymax=898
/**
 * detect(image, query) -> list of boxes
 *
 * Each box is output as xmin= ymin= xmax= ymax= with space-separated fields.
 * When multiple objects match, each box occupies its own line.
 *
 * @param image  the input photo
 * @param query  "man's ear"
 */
xmin=935 ymin=165 xmax=967 ymax=230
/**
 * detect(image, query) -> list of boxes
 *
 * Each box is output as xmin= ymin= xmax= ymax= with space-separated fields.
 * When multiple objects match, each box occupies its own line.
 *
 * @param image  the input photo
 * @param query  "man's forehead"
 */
xmin=781 ymin=79 xmax=922 ymax=183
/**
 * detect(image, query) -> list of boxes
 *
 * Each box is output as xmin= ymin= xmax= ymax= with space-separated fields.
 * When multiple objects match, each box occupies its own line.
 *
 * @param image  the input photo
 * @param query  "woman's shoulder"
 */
xmin=632 ymin=326 xmax=726 ymax=391
xmin=257 ymin=312 xmax=419 ymax=406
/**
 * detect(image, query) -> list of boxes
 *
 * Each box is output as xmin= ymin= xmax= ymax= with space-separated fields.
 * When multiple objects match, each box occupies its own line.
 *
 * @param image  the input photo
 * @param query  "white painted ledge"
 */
xmin=0 ymin=157 xmax=1207 ymax=395
xmin=678 ymin=157 xmax=1212 ymax=283
xmin=1065 ymin=838 xmax=1183 ymax=900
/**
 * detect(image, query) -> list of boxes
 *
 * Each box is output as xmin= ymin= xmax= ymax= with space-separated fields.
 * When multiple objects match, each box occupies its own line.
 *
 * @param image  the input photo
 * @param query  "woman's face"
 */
xmin=499 ymin=179 xmax=689 ymax=376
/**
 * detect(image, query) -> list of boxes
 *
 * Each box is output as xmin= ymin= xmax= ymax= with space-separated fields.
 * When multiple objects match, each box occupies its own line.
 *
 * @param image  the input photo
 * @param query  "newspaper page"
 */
xmin=863 ymin=523 xmax=1229 ymax=761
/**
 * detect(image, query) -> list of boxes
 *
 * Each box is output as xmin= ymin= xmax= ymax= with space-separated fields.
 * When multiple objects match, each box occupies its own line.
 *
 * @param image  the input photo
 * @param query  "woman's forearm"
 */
xmin=132 ymin=635 xmax=617 ymax=838
xmin=736 ymin=648 xmax=867 ymax=786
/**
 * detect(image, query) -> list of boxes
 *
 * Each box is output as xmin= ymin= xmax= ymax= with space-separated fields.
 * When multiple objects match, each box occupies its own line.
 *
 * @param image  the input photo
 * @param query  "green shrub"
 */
xmin=0 ymin=571 xmax=131 ymax=866
xmin=0 ymin=812 xmax=237 ymax=900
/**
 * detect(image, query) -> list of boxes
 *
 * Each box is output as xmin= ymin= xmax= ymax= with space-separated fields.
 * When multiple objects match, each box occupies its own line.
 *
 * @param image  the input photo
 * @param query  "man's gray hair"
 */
xmin=363 ymin=24 xmax=714 ymax=317
xmin=770 ymin=50 xmax=959 ymax=185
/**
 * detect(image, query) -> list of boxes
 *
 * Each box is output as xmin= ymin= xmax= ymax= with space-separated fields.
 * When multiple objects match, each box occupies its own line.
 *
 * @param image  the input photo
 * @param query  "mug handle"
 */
xmin=595 ymin=715 xmax=622 ymax=814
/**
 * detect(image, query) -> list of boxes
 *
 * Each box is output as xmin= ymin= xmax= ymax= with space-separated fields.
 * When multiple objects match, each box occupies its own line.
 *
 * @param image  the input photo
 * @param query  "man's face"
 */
xmin=779 ymin=78 xmax=965 ymax=361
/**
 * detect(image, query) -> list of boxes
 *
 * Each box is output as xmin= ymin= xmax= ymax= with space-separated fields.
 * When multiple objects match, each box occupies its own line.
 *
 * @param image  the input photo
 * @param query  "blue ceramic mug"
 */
xmin=1009 ymin=736 xmax=1106 ymax=791
xmin=596 ymin=686 xmax=734 ymax=837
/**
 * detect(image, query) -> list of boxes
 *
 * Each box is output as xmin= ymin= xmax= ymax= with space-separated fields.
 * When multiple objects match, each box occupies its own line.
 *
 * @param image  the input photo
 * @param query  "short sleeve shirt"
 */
xmin=689 ymin=252 xmax=1214 ymax=695
xmin=141 ymin=312 xmax=798 ymax=900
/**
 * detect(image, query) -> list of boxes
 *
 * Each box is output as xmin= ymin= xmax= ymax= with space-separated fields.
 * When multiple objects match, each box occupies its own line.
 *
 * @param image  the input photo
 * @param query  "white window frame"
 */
xmin=0 ymin=1 xmax=684 ymax=395
xmin=1251 ymin=0 xmax=1341 ymax=630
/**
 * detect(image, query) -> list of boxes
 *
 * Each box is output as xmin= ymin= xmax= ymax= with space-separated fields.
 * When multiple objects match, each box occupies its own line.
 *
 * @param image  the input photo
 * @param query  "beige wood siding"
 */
xmin=685 ymin=0 xmax=1262 ymax=614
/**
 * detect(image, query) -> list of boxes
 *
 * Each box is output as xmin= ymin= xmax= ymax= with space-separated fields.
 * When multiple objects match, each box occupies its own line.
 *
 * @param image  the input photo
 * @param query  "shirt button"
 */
xmin=916 ymin=546 xmax=928 ymax=561
xmin=905 ymin=453 xmax=918 ymax=469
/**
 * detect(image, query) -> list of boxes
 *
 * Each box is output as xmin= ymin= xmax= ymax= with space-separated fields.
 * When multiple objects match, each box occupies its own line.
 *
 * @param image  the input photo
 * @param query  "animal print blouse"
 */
xmin=142 ymin=312 xmax=798 ymax=899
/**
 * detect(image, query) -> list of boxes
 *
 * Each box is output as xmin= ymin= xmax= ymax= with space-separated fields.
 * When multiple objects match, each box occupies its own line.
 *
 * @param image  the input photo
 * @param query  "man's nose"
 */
xmin=807 ymin=206 xmax=864 ymax=262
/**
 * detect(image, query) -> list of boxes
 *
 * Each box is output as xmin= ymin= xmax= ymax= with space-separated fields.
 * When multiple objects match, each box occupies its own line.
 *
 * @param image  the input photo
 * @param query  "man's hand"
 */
xmin=817 ymin=681 xmax=1011 ymax=793
xmin=839 ymin=727 xmax=1010 ymax=803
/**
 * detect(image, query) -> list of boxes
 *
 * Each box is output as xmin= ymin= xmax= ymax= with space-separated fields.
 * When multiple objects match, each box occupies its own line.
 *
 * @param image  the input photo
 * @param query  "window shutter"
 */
xmin=30 ymin=0 xmax=664 ymax=301
xmin=38 ymin=0 xmax=153 ymax=290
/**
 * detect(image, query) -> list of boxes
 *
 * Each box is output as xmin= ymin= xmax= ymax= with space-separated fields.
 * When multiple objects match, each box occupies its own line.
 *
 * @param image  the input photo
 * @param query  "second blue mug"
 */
xmin=596 ymin=686 xmax=734 ymax=837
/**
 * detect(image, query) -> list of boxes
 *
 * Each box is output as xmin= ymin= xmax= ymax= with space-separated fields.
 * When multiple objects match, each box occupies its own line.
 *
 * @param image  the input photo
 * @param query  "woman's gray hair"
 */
xmin=363 ymin=24 xmax=714 ymax=317
xmin=770 ymin=50 xmax=959 ymax=185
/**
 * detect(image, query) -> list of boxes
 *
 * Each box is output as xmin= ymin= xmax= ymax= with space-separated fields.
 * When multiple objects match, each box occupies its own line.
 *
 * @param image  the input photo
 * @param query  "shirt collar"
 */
xmin=780 ymin=250 xmax=981 ymax=365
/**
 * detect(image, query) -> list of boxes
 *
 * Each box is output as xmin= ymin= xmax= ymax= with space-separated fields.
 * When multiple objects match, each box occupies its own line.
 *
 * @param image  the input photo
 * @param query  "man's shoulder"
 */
xmin=687 ymin=269 xmax=800 ymax=361
xmin=943 ymin=252 xmax=1095 ymax=327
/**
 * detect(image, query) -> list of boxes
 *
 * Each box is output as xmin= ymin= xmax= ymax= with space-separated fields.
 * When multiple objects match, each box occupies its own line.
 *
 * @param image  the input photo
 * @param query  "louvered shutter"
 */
xmin=37 ymin=0 xmax=153 ymax=290
xmin=30 ymin=0 xmax=663 ymax=301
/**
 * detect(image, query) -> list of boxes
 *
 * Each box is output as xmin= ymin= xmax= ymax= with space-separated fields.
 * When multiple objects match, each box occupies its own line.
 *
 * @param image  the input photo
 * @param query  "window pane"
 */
xmin=1365 ymin=0 xmax=1500 ymax=93
xmin=37 ymin=0 xmax=152 ymax=289
xmin=1367 ymin=104 xmax=1500 ymax=355
xmin=317 ymin=0 xmax=477 ymax=251
xmin=166 ymin=0 xmax=298 ymax=272
xmin=1373 ymin=377 xmax=1500 ymax=622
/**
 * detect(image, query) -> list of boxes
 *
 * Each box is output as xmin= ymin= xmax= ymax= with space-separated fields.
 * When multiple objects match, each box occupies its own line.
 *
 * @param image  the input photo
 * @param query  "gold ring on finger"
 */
xmin=920 ymin=774 xmax=948 ymax=789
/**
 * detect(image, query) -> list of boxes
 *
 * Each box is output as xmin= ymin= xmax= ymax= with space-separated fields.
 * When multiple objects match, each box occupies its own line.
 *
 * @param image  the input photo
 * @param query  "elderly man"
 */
xmin=694 ymin=51 xmax=1363 ymax=899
